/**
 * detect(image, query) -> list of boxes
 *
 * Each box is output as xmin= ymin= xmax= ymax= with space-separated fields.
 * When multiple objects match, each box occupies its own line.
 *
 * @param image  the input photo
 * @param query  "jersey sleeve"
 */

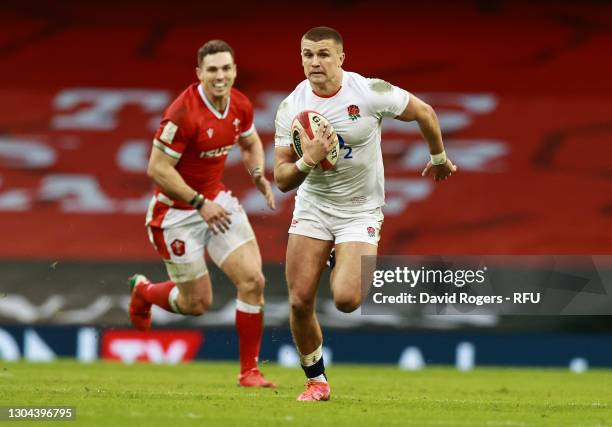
xmin=274 ymin=98 xmax=292 ymax=148
xmin=153 ymin=106 xmax=191 ymax=160
xmin=366 ymin=78 xmax=410 ymax=119
xmin=239 ymin=96 xmax=256 ymax=138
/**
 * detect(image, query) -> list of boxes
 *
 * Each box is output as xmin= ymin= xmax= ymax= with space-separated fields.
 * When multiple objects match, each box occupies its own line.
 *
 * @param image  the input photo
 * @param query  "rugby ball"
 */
xmin=291 ymin=111 xmax=339 ymax=171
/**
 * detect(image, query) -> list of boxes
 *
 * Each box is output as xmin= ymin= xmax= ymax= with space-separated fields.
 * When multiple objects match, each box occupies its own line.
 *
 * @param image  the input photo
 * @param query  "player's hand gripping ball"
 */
xmin=291 ymin=111 xmax=339 ymax=170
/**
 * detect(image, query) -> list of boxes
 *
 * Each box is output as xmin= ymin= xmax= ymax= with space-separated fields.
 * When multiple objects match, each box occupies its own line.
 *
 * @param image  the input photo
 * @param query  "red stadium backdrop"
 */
xmin=1 ymin=1 xmax=611 ymax=262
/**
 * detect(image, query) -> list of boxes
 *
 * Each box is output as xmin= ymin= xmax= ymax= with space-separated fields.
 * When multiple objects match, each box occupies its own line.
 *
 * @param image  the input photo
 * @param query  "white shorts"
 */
xmin=146 ymin=190 xmax=255 ymax=282
xmin=289 ymin=197 xmax=384 ymax=245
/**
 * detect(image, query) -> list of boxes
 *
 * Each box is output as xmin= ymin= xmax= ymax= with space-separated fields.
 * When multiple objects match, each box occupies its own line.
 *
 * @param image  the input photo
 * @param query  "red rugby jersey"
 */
xmin=152 ymin=83 xmax=255 ymax=208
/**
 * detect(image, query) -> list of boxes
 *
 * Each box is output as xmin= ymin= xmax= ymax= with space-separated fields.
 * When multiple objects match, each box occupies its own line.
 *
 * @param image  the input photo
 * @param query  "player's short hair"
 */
xmin=302 ymin=26 xmax=343 ymax=48
xmin=197 ymin=40 xmax=235 ymax=66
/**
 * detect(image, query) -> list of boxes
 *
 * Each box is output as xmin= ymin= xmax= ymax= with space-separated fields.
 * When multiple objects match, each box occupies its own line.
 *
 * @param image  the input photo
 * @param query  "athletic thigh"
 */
xmin=218 ymin=238 xmax=263 ymax=286
xmin=174 ymin=273 xmax=213 ymax=307
xmin=330 ymin=241 xmax=378 ymax=300
xmin=286 ymin=234 xmax=333 ymax=305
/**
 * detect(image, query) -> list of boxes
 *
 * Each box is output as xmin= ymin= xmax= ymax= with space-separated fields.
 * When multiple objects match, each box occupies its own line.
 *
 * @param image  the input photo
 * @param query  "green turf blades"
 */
xmin=1 ymin=362 xmax=611 ymax=427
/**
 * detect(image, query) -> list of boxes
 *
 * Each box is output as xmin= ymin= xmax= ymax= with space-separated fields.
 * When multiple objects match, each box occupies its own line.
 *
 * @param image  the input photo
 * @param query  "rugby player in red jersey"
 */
xmin=129 ymin=40 xmax=276 ymax=388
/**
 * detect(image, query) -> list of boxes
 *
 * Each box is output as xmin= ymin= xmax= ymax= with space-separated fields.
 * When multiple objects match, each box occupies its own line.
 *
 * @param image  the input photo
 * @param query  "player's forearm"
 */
xmin=274 ymin=162 xmax=308 ymax=192
xmin=240 ymin=143 xmax=265 ymax=179
xmin=416 ymin=105 xmax=445 ymax=155
xmin=147 ymin=163 xmax=197 ymax=203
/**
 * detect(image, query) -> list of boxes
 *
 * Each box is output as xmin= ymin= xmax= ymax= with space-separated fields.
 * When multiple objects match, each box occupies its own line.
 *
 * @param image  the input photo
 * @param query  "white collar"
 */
xmin=198 ymin=84 xmax=230 ymax=119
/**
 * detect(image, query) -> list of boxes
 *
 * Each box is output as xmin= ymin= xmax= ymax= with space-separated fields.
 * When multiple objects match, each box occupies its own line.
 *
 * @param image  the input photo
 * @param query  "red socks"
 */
xmin=140 ymin=286 xmax=262 ymax=372
xmin=141 ymin=280 xmax=176 ymax=312
xmin=235 ymin=300 xmax=263 ymax=373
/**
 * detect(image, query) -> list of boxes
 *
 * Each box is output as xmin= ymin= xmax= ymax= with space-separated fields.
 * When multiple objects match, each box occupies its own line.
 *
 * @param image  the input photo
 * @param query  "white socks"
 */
xmin=309 ymin=374 xmax=327 ymax=383
xmin=299 ymin=345 xmax=327 ymax=382
xmin=300 ymin=344 xmax=323 ymax=367
xmin=168 ymin=286 xmax=182 ymax=314
xmin=236 ymin=299 xmax=262 ymax=313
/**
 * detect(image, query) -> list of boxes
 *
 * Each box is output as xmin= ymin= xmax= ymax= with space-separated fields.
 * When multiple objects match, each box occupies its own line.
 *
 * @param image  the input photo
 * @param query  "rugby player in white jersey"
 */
xmin=274 ymin=26 xmax=456 ymax=401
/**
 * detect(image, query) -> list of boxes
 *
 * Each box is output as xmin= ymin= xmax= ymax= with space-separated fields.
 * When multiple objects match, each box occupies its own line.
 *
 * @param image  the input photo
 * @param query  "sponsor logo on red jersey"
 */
xmin=200 ymin=144 xmax=234 ymax=158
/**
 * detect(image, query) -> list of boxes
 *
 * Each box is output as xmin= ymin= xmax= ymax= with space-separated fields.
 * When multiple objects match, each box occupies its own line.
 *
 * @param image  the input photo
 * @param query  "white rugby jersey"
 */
xmin=275 ymin=71 xmax=409 ymax=213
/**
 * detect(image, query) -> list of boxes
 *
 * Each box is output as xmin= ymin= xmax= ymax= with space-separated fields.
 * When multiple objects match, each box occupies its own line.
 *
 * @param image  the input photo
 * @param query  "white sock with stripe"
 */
xmin=168 ymin=286 xmax=183 ymax=314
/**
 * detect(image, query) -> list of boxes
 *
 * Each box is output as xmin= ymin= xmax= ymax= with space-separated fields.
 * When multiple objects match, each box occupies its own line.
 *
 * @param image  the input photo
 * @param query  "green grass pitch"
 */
xmin=1 ymin=361 xmax=610 ymax=426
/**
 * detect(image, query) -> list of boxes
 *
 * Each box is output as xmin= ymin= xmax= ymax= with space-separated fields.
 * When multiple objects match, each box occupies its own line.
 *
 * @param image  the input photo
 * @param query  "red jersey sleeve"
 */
xmin=238 ymin=95 xmax=255 ymax=138
xmin=153 ymin=102 xmax=191 ymax=160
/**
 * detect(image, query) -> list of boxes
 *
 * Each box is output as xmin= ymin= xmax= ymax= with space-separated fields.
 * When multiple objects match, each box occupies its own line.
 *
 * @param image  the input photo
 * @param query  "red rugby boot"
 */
xmin=297 ymin=380 xmax=331 ymax=401
xmin=238 ymin=368 xmax=276 ymax=388
xmin=128 ymin=274 xmax=152 ymax=331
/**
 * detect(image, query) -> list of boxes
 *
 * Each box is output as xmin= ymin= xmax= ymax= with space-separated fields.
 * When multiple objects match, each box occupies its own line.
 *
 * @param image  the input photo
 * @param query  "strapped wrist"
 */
xmin=189 ymin=193 xmax=205 ymax=210
xmin=296 ymin=157 xmax=315 ymax=173
xmin=430 ymin=150 xmax=447 ymax=165
xmin=249 ymin=166 xmax=263 ymax=181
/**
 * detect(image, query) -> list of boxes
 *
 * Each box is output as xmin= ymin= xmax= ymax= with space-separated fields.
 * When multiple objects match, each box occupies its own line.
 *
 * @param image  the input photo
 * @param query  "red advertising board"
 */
xmin=100 ymin=330 xmax=203 ymax=364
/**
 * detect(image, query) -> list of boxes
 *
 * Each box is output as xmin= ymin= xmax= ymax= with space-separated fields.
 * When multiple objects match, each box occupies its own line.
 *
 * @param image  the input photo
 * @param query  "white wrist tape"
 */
xmin=296 ymin=157 xmax=315 ymax=173
xmin=249 ymin=166 xmax=263 ymax=179
xmin=430 ymin=150 xmax=447 ymax=165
